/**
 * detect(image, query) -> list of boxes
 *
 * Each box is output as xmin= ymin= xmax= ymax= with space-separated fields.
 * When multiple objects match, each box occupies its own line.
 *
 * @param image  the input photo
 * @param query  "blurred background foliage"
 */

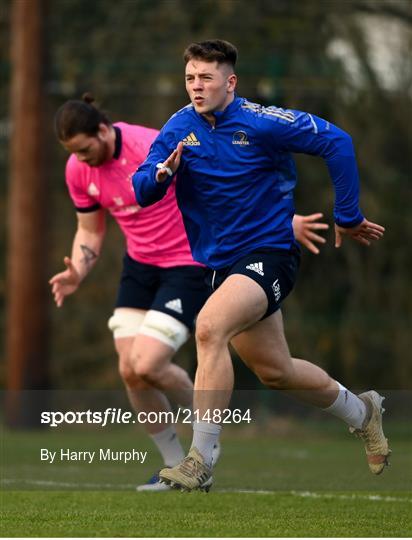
xmin=1 ymin=0 xmax=411 ymax=391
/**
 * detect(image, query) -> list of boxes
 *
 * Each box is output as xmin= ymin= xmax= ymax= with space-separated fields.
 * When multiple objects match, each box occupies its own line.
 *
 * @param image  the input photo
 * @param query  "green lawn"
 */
xmin=1 ymin=421 xmax=411 ymax=537
xmin=2 ymin=490 xmax=411 ymax=537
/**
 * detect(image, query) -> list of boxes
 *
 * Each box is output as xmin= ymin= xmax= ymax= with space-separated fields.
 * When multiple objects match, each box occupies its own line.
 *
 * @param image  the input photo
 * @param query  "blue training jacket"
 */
xmin=132 ymin=96 xmax=364 ymax=270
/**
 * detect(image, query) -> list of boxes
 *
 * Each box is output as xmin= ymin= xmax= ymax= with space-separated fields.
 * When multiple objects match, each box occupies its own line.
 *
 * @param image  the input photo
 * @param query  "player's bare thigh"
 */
xmin=195 ymin=274 xmax=268 ymax=345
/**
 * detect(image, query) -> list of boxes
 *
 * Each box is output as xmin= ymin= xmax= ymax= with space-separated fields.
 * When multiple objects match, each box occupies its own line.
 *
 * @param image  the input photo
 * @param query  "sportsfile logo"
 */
xmin=246 ymin=262 xmax=264 ymax=276
xmin=182 ymin=132 xmax=201 ymax=146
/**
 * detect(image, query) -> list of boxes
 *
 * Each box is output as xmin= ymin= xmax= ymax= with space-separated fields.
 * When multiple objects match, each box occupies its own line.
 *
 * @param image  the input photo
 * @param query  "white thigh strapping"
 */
xmin=108 ymin=308 xmax=146 ymax=339
xmin=139 ymin=310 xmax=190 ymax=351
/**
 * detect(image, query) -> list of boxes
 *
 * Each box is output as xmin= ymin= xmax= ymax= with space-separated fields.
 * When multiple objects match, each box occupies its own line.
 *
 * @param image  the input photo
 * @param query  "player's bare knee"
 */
xmin=118 ymin=358 xmax=138 ymax=386
xmin=129 ymin=346 xmax=170 ymax=386
xmin=118 ymin=355 xmax=154 ymax=390
xmin=195 ymin=316 xmax=226 ymax=348
xmin=257 ymin=365 xmax=292 ymax=389
xmin=195 ymin=320 xmax=213 ymax=345
xmin=133 ymin=358 xmax=164 ymax=386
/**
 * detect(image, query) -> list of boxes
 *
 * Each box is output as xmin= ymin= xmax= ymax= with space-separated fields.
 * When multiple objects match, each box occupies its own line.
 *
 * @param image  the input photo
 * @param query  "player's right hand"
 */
xmin=156 ymin=142 xmax=183 ymax=183
xmin=49 ymin=257 xmax=81 ymax=307
xmin=293 ymin=213 xmax=329 ymax=254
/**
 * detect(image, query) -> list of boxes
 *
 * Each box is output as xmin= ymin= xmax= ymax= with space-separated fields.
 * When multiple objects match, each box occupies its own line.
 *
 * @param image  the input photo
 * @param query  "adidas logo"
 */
xmin=165 ymin=298 xmax=183 ymax=314
xmin=182 ymin=132 xmax=200 ymax=146
xmin=246 ymin=262 xmax=264 ymax=276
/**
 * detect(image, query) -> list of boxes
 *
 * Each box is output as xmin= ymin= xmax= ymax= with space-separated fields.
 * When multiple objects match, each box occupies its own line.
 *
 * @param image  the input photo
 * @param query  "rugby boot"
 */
xmin=349 ymin=390 xmax=391 ymax=475
xmin=159 ymin=447 xmax=213 ymax=492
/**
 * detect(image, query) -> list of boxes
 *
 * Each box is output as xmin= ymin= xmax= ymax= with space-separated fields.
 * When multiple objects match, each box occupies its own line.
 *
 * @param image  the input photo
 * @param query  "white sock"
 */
xmin=192 ymin=421 xmax=221 ymax=467
xmin=150 ymin=425 xmax=185 ymax=467
xmin=323 ymin=382 xmax=367 ymax=429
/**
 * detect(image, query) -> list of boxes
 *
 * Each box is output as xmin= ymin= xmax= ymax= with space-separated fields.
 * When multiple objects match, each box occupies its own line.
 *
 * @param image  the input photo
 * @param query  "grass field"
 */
xmin=2 ymin=490 xmax=411 ymax=537
xmin=1 ymin=419 xmax=411 ymax=537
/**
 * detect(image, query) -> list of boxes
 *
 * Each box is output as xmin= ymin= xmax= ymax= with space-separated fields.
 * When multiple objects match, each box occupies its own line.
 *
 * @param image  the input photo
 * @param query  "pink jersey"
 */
xmin=65 ymin=122 xmax=201 ymax=267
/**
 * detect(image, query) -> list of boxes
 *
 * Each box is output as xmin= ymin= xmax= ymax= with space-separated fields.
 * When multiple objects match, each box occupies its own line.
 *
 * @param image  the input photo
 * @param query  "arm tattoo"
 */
xmin=80 ymin=244 xmax=98 ymax=271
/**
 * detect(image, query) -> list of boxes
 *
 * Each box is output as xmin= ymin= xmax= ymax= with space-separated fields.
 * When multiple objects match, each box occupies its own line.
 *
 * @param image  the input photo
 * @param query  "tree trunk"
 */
xmin=6 ymin=0 xmax=50 ymax=426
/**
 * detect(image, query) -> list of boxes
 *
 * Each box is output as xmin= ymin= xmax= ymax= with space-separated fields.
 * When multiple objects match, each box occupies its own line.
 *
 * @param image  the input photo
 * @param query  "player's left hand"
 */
xmin=335 ymin=218 xmax=385 ymax=248
xmin=293 ymin=213 xmax=329 ymax=254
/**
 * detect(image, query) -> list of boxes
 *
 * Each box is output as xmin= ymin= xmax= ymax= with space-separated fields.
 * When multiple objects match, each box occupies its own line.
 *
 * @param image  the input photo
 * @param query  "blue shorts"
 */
xmin=115 ymin=253 xmax=209 ymax=332
xmin=205 ymin=245 xmax=300 ymax=319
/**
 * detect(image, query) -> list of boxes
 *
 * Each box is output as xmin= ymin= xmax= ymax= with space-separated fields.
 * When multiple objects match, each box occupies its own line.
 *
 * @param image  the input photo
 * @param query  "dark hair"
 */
xmin=54 ymin=93 xmax=110 ymax=141
xmin=183 ymin=40 xmax=237 ymax=68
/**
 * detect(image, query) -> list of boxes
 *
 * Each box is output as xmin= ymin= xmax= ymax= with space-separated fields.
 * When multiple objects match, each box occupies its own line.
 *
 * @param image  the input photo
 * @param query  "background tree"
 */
xmin=5 ymin=0 xmax=50 ymax=426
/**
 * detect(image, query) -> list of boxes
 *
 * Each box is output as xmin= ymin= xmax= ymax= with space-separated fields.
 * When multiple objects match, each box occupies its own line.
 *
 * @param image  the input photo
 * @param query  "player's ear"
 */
xmin=97 ymin=123 xmax=109 ymax=140
xmin=227 ymin=73 xmax=237 ymax=92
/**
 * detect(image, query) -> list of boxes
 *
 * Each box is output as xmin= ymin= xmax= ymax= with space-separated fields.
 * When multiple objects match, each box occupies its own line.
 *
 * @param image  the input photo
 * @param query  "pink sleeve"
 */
xmin=65 ymin=156 xmax=98 ymax=210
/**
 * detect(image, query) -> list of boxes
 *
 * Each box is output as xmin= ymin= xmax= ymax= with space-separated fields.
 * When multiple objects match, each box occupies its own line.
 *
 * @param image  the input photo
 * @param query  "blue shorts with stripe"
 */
xmin=204 ymin=244 xmax=300 ymax=319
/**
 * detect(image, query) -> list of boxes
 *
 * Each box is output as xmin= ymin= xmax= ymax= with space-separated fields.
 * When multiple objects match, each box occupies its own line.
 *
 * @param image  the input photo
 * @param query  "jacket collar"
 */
xmin=193 ymin=95 xmax=243 ymax=126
